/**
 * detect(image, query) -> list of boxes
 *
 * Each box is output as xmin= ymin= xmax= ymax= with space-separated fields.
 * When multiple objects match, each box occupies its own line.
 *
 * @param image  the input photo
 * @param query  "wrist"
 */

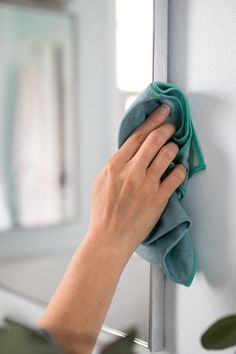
xmin=84 ymin=227 xmax=135 ymax=266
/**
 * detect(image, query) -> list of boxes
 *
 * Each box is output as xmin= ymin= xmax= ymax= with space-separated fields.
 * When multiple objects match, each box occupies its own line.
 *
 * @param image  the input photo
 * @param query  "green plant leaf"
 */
xmin=101 ymin=328 xmax=137 ymax=354
xmin=201 ymin=315 xmax=236 ymax=350
xmin=0 ymin=317 xmax=64 ymax=354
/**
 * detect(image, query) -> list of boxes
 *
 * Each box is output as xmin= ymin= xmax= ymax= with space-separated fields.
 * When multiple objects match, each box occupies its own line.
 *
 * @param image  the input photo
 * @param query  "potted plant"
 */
xmin=201 ymin=315 xmax=236 ymax=351
xmin=0 ymin=317 xmax=137 ymax=354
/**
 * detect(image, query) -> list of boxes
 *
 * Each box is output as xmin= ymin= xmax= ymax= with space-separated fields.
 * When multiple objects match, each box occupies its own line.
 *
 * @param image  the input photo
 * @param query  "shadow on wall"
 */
xmin=186 ymin=92 xmax=232 ymax=288
xmin=165 ymin=92 xmax=232 ymax=354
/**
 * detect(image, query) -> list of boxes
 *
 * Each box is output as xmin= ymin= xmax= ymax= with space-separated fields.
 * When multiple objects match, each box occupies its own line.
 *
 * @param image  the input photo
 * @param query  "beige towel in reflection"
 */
xmin=14 ymin=42 xmax=64 ymax=228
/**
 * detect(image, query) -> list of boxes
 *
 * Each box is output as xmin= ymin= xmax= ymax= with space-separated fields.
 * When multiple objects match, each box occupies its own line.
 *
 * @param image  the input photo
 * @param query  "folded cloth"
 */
xmin=118 ymin=81 xmax=206 ymax=286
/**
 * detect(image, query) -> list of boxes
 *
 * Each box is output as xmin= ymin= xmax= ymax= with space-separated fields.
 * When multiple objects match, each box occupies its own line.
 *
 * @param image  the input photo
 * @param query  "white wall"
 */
xmin=165 ymin=1 xmax=236 ymax=353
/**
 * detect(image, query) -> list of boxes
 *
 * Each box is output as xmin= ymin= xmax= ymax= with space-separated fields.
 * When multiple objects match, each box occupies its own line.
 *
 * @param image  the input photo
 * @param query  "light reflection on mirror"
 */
xmin=103 ymin=0 xmax=153 ymax=343
xmin=116 ymin=0 xmax=153 ymax=92
xmin=0 ymin=3 xmax=76 ymax=230
xmin=113 ymin=0 xmax=153 ymax=143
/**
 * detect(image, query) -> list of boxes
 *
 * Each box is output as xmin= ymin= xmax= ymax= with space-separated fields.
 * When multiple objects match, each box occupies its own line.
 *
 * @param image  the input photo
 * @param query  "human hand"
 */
xmin=87 ymin=103 xmax=187 ymax=259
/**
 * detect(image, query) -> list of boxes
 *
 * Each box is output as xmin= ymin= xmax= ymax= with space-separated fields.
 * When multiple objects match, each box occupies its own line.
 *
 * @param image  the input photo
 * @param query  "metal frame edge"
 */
xmin=148 ymin=0 xmax=168 ymax=352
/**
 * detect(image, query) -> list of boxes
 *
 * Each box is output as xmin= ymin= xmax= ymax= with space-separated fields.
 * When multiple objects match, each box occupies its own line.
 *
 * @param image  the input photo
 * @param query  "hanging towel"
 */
xmin=118 ymin=81 xmax=207 ymax=286
xmin=14 ymin=41 xmax=64 ymax=228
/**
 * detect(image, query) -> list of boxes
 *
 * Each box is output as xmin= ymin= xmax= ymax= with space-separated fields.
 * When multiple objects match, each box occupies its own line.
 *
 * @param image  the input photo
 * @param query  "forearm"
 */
xmin=37 ymin=231 xmax=133 ymax=354
xmin=37 ymin=103 xmax=184 ymax=354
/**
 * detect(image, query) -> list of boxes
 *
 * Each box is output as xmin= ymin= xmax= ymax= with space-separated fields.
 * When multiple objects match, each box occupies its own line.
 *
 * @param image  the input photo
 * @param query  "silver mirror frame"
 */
xmin=148 ymin=1 xmax=168 ymax=352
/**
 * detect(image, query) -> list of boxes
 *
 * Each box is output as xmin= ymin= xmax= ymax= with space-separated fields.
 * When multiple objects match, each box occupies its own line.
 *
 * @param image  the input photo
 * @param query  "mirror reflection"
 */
xmin=0 ymin=0 xmax=153 ymax=348
xmin=0 ymin=3 xmax=76 ymax=230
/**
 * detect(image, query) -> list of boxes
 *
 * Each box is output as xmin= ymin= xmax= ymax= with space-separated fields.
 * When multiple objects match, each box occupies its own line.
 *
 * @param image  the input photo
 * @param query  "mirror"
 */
xmin=0 ymin=0 xmax=155 ymax=351
xmin=0 ymin=1 xmax=76 ymax=230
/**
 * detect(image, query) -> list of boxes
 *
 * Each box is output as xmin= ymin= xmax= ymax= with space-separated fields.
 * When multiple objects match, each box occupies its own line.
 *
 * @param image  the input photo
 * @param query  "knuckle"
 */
xmin=149 ymin=129 xmax=166 ymax=146
xmin=170 ymin=142 xmax=179 ymax=151
xmin=161 ymin=143 xmax=179 ymax=160
xmin=132 ymin=131 xmax=145 ymax=144
xmin=103 ymin=160 xmax=116 ymax=176
xmin=173 ymin=165 xmax=186 ymax=181
xmin=162 ymin=148 xmax=175 ymax=160
xmin=126 ymin=171 xmax=138 ymax=186
xmin=159 ymin=122 xmax=176 ymax=136
xmin=165 ymin=122 xmax=176 ymax=134
xmin=126 ymin=164 xmax=140 ymax=184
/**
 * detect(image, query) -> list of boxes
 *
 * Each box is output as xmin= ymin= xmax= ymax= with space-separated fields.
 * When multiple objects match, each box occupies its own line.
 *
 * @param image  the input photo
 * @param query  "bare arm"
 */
xmin=37 ymin=103 xmax=186 ymax=354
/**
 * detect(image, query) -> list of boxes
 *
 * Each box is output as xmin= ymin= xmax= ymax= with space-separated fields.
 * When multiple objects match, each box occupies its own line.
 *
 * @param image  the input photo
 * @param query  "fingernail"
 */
xmin=159 ymin=103 xmax=170 ymax=114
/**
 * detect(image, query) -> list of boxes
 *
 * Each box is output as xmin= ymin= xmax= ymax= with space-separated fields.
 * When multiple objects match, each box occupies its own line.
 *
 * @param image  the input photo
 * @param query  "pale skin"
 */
xmin=37 ymin=103 xmax=187 ymax=354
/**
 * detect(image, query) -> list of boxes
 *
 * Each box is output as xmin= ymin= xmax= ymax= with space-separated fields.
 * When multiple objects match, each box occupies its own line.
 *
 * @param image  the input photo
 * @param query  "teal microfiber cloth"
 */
xmin=118 ymin=81 xmax=207 ymax=286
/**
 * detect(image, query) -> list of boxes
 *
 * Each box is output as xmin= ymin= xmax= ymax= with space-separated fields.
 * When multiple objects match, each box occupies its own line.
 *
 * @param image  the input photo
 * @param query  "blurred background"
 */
xmin=0 ymin=3 xmax=76 ymax=230
xmin=0 ymin=0 xmax=153 ymax=348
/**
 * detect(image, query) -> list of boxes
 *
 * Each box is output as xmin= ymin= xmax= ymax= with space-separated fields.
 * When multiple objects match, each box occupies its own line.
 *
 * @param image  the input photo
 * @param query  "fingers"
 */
xmin=118 ymin=103 xmax=171 ymax=162
xmin=158 ymin=164 xmax=187 ymax=201
xmin=131 ymin=122 xmax=176 ymax=169
xmin=148 ymin=141 xmax=179 ymax=180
